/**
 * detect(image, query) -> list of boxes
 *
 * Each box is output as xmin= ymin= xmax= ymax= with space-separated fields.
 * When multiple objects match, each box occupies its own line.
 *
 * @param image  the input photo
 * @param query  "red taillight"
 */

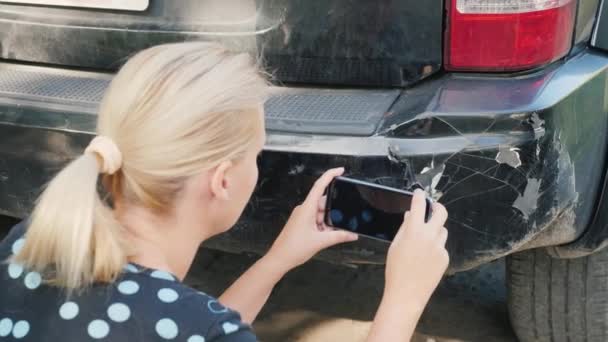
xmin=446 ymin=0 xmax=576 ymax=72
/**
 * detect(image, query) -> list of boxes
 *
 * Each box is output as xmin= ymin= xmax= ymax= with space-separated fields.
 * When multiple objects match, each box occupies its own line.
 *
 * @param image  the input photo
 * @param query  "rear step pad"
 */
xmin=266 ymin=88 xmax=399 ymax=135
xmin=0 ymin=62 xmax=399 ymax=136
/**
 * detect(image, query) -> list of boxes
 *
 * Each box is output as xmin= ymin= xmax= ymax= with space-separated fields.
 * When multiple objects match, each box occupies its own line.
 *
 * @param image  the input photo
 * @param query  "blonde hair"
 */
xmin=12 ymin=42 xmax=268 ymax=290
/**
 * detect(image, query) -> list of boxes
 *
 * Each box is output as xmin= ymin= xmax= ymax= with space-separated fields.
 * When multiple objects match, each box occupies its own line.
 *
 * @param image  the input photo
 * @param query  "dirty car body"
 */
xmin=0 ymin=0 xmax=608 ymax=273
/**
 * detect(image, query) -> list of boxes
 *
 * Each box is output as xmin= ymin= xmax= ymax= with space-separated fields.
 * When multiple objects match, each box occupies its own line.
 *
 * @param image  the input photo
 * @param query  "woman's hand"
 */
xmin=367 ymin=190 xmax=449 ymax=342
xmin=266 ymin=167 xmax=358 ymax=272
xmin=384 ymin=189 xmax=449 ymax=309
xmin=221 ymin=168 xmax=357 ymax=324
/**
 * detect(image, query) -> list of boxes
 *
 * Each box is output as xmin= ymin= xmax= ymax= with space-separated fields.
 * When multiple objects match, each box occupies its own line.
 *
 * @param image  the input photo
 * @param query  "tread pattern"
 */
xmin=0 ymin=63 xmax=392 ymax=135
xmin=507 ymin=248 xmax=608 ymax=342
xmin=0 ymin=66 xmax=109 ymax=103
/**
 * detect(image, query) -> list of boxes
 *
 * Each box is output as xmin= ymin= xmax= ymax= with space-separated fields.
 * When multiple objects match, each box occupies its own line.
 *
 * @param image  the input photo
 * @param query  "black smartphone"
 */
xmin=324 ymin=176 xmax=432 ymax=242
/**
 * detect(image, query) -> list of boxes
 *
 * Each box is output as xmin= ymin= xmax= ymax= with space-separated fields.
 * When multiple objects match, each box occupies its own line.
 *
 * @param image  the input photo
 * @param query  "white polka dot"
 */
xmin=155 ymin=318 xmax=178 ymax=339
xmin=0 ymin=318 xmax=12 ymax=337
xmin=8 ymin=263 xmax=23 ymax=279
xmin=222 ymin=322 xmax=239 ymax=335
xmin=117 ymin=280 xmax=139 ymax=295
xmin=59 ymin=302 xmax=79 ymax=320
xmin=11 ymin=238 xmax=24 ymax=254
xmin=24 ymin=271 xmax=41 ymax=290
xmin=107 ymin=303 xmax=130 ymax=323
xmin=157 ymin=288 xmax=179 ymax=303
xmin=12 ymin=320 xmax=29 ymax=339
xmin=207 ymin=299 xmax=228 ymax=314
xmin=150 ymin=270 xmax=175 ymax=281
xmin=188 ymin=335 xmax=205 ymax=342
xmin=88 ymin=319 xmax=109 ymax=339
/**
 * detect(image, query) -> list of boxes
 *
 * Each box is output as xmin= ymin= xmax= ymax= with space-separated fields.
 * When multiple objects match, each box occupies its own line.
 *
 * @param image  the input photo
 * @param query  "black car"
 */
xmin=0 ymin=1 xmax=607 ymax=340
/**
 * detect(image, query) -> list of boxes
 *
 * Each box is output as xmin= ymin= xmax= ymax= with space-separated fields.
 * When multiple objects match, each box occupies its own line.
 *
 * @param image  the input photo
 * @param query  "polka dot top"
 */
xmin=0 ymin=222 xmax=257 ymax=341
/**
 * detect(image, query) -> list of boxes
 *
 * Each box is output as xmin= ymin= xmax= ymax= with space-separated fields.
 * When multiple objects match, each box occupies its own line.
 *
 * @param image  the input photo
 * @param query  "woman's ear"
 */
xmin=210 ymin=160 xmax=233 ymax=201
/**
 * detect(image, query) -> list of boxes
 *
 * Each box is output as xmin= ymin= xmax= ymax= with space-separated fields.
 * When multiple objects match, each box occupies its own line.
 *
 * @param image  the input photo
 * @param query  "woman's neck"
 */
xmin=116 ymin=204 xmax=205 ymax=281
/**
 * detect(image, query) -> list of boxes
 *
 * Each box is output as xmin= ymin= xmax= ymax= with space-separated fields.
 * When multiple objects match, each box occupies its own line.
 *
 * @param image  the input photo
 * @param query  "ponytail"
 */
xmin=10 ymin=42 xmax=269 ymax=291
xmin=12 ymin=140 xmax=126 ymax=291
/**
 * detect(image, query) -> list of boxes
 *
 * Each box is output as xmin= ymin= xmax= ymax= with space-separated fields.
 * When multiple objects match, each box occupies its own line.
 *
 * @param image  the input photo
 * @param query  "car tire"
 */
xmin=507 ymin=248 xmax=608 ymax=342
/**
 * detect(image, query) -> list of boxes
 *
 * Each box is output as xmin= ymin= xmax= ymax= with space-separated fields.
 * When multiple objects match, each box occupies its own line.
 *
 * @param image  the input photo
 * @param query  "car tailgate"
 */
xmin=0 ymin=0 xmax=443 ymax=87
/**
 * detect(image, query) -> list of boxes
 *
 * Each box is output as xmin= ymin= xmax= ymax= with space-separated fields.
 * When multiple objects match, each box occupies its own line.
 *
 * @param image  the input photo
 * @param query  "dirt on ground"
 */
xmin=186 ymin=248 xmax=518 ymax=342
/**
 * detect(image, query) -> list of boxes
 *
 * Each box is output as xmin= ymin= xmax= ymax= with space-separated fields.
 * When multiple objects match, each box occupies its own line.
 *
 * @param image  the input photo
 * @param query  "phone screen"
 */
xmin=325 ymin=177 xmax=430 ymax=241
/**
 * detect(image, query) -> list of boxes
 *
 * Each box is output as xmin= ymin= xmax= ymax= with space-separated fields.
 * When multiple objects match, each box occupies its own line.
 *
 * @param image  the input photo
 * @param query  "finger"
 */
xmin=402 ymin=208 xmax=411 ymax=220
xmin=408 ymin=189 xmax=427 ymax=223
xmin=441 ymin=249 xmax=450 ymax=266
xmin=319 ymin=229 xmax=358 ymax=249
xmin=304 ymin=168 xmax=345 ymax=208
xmin=317 ymin=211 xmax=326 ymax=226
xmin=393 ymin=211 xmax=410 ymax=242
xmin=318 ymin=195 xmax=327 ymax=212
xmin=429 ymin=202 xmax=448 ymax=228
xmin=438 ymin=227 xmax=448 ymax=247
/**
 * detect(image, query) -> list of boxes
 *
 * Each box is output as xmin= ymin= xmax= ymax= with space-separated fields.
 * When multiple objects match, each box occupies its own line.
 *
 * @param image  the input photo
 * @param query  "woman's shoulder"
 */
xmin=0 ymin=222 xmax=256 ymax=341
xmin=0 ymin=220 xmax=27 ymax=257
xmin=110 ymin=265 xmax=256 ymax=341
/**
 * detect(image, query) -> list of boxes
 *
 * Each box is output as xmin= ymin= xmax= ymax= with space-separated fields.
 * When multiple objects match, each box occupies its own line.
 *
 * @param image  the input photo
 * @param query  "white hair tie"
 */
xmin=85 ymin=136 xmax=123 ymax=175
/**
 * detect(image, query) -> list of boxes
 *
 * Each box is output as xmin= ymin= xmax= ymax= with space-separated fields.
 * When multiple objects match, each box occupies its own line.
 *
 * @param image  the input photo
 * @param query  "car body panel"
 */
xmin=0 ymin=0 xmax=443 ymax=87
xmin=575 ymin=0 xmax=601 ymax=48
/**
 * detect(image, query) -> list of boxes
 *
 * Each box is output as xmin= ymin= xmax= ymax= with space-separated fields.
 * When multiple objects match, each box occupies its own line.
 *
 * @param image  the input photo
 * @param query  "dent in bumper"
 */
xmin=215 ymin=51 xmax=608 ymax=271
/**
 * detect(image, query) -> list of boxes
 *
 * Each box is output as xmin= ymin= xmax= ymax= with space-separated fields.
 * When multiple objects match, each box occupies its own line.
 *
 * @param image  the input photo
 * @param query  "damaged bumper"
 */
xmin=209 ymin=50 xmax=608 ymax=271
xmin=0 ymin=50 xmax=608 ymax=272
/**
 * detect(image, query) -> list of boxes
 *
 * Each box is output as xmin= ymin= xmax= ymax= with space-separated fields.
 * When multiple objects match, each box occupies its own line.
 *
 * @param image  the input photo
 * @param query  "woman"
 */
xmin=0 ymin=42 xmax=449 ymax=341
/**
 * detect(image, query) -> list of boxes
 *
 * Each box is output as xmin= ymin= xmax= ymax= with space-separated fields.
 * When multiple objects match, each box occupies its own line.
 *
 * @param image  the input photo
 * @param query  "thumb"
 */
xmin=320 ymin=230 xmax=359 ymax=249
xmin=393 ymin=211 xmax=410 ymax=241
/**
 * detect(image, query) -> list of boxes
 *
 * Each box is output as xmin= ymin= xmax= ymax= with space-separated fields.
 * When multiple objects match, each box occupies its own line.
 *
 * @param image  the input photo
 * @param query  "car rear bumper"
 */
xmin=212 ymin=50 xmax=608 ymax=271
xmin=1 ymin=50 xmax=607 ymax=272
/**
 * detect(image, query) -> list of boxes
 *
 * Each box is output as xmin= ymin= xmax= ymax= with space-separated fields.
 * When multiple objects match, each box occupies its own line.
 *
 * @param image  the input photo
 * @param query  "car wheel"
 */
xmin=507 ymin=248 xmax=608 ymax=342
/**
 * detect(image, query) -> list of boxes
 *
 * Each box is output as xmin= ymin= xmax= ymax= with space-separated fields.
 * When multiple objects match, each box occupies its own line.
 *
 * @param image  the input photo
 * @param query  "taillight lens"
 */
xmin=446 ymin=0 xmax=576 ymax=72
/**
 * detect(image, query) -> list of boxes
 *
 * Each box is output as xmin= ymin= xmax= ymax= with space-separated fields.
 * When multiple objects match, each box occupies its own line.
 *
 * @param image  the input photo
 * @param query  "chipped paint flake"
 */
xmin=513 ymin=178 xmax=541 ymax=219
xmin=529 ymin=112 xmax=546 ymax=139
xmin=495 ymin=146 xmax=522 ymax=168
xmin=418 ymin=163 xmax=445 ymax=200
